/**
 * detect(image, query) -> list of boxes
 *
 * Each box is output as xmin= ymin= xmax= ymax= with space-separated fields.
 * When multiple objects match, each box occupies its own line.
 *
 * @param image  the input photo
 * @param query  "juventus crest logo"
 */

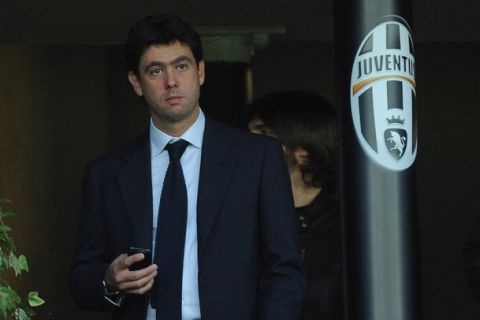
xmin=350 ymin=17 xmax=417 ymax=171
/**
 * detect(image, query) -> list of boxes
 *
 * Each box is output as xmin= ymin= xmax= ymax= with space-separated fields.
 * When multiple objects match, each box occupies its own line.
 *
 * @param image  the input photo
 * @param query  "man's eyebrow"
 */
xmin=170 ymin=56 xmax=194 ymax=65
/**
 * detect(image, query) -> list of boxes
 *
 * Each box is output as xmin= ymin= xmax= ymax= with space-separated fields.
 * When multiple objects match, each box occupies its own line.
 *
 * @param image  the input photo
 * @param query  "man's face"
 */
xmin=248 ymin=117 xmax=276 ymax=137
xmin=128 ymin=42 xmax=205 ymax=131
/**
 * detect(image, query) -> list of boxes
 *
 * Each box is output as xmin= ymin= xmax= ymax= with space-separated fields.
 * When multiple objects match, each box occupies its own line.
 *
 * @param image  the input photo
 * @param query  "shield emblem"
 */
xmin=384 ymin=129 xmax=407 ymax=160
xmin=350 ymin=18 xmax=417 ymax=171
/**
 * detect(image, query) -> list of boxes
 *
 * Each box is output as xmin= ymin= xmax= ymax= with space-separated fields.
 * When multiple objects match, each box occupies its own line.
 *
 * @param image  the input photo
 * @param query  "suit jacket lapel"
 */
xmin=197 ymin=119 xmax=238 ymax=247
xmin=116 ymin=133 xmax=153 ymax=250
xmin=114 ymin=120 xmax=237 ymax=251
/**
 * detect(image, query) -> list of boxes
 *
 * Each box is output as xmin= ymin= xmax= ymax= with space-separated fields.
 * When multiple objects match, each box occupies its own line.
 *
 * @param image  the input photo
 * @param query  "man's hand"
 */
xmin=104 ymin=253 xmax=158 ymax=295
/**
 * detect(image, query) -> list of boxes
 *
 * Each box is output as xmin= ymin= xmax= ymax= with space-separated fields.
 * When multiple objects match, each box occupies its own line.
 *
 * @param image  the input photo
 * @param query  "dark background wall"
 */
xmin=1 ymin=3 xmax=480 ymax=319
xmin=0 ymin=45 xmax=111 ymax=319
xmin=414 ymin=42 xmax=480 ymax=319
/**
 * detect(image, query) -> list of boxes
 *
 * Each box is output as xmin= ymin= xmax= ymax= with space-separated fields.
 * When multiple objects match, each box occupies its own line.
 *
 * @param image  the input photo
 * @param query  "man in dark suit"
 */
xmin=69 ymin=14 xmax=304 ymax=320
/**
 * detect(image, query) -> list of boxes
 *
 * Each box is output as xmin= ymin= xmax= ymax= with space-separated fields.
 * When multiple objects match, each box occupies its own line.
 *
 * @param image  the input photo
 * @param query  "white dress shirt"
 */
xmin=146 ymin=110 xmax=204 ymax=320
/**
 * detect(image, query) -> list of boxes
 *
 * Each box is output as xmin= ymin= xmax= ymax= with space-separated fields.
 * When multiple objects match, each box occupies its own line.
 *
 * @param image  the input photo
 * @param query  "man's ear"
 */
xmin=198 ymin=60 xmax=205 ymax=86
xmin=128 ymin=71 xmax=143 ymax=96
xmin=293 ymin=148 xmax=309 ymax=166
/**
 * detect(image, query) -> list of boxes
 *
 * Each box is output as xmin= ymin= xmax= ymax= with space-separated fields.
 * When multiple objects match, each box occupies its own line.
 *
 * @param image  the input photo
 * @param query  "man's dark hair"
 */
xmin=248 ymin=91 xmax=337 ymax=191
xmin=125 ymin=14 xmax=204 ymax=75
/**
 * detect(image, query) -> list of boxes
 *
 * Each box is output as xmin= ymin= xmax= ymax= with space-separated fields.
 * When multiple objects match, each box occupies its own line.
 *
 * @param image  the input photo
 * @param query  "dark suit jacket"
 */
xmin=69 ymin=118 xmax=304 ymax=320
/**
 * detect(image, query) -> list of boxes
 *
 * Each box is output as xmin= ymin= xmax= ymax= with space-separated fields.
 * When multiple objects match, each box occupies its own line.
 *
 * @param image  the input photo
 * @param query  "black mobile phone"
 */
xmin=127 ymin=246 xmax=152 ymax=271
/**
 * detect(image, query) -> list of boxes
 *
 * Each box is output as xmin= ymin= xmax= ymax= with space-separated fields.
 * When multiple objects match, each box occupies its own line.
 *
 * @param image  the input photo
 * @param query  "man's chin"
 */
xmin=153 ymin=106 xmax=198 ymax=125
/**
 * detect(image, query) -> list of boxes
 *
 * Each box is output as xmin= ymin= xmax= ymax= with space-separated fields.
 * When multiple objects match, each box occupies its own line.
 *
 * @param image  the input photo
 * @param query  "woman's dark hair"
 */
xmin=248 ymin=91 xmax=337 ymax=191
xmin=124 ymin=14 xmax=203 ymax=75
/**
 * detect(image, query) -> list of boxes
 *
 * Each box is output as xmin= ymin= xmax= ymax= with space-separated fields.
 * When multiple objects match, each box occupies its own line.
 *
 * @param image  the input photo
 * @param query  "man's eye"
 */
xmin=176 ymin=63 xmax=188 ymax=71
xmin=150 ymin=68 xmax=163 ymax=75
xmin=262 ymin=129 xmax=277 ymax=138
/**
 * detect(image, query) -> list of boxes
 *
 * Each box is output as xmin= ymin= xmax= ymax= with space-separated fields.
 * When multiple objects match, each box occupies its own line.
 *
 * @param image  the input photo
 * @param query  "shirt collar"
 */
xmin=150 ymin=109 xmax=205 ymax=158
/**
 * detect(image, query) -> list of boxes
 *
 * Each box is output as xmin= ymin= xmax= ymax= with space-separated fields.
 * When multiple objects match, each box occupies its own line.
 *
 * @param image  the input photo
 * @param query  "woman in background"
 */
xmin=248 ymin=91 xmax=343 ymax=320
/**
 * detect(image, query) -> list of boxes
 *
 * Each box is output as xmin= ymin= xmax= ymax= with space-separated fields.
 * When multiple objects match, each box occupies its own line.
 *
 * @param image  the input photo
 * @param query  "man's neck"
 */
xmin=152 ymin=108 xmax=200 ymax=137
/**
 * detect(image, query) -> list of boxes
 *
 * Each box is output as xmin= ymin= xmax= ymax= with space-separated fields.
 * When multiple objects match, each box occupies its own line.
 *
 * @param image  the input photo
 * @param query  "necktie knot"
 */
xmin=166 ymin=140 xmax=189 ymax=161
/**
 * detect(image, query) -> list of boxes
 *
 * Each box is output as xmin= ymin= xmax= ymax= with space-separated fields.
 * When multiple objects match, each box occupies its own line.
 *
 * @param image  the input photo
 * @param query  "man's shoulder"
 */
xmin=205 ymin=117 xmax=279 ymax=149
xmin=86 ymin=132 xmax=148 ymax=173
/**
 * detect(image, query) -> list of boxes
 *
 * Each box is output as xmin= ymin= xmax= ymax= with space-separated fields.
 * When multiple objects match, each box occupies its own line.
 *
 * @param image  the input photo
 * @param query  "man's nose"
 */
xmin=165 ymin=68 xmax=178 ymax=88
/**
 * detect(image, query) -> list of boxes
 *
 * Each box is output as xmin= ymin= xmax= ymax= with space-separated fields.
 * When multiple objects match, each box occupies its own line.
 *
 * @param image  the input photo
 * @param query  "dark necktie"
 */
xmin=151 ymin=139 xmax=189 ymax=319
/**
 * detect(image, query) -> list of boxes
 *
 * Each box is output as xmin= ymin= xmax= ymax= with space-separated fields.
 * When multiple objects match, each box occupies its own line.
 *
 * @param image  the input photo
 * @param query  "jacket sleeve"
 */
xmin=257 ymin=139 xmax=305 ymax=319
xmin=69 ymin=162 xmax=114 ymax=311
